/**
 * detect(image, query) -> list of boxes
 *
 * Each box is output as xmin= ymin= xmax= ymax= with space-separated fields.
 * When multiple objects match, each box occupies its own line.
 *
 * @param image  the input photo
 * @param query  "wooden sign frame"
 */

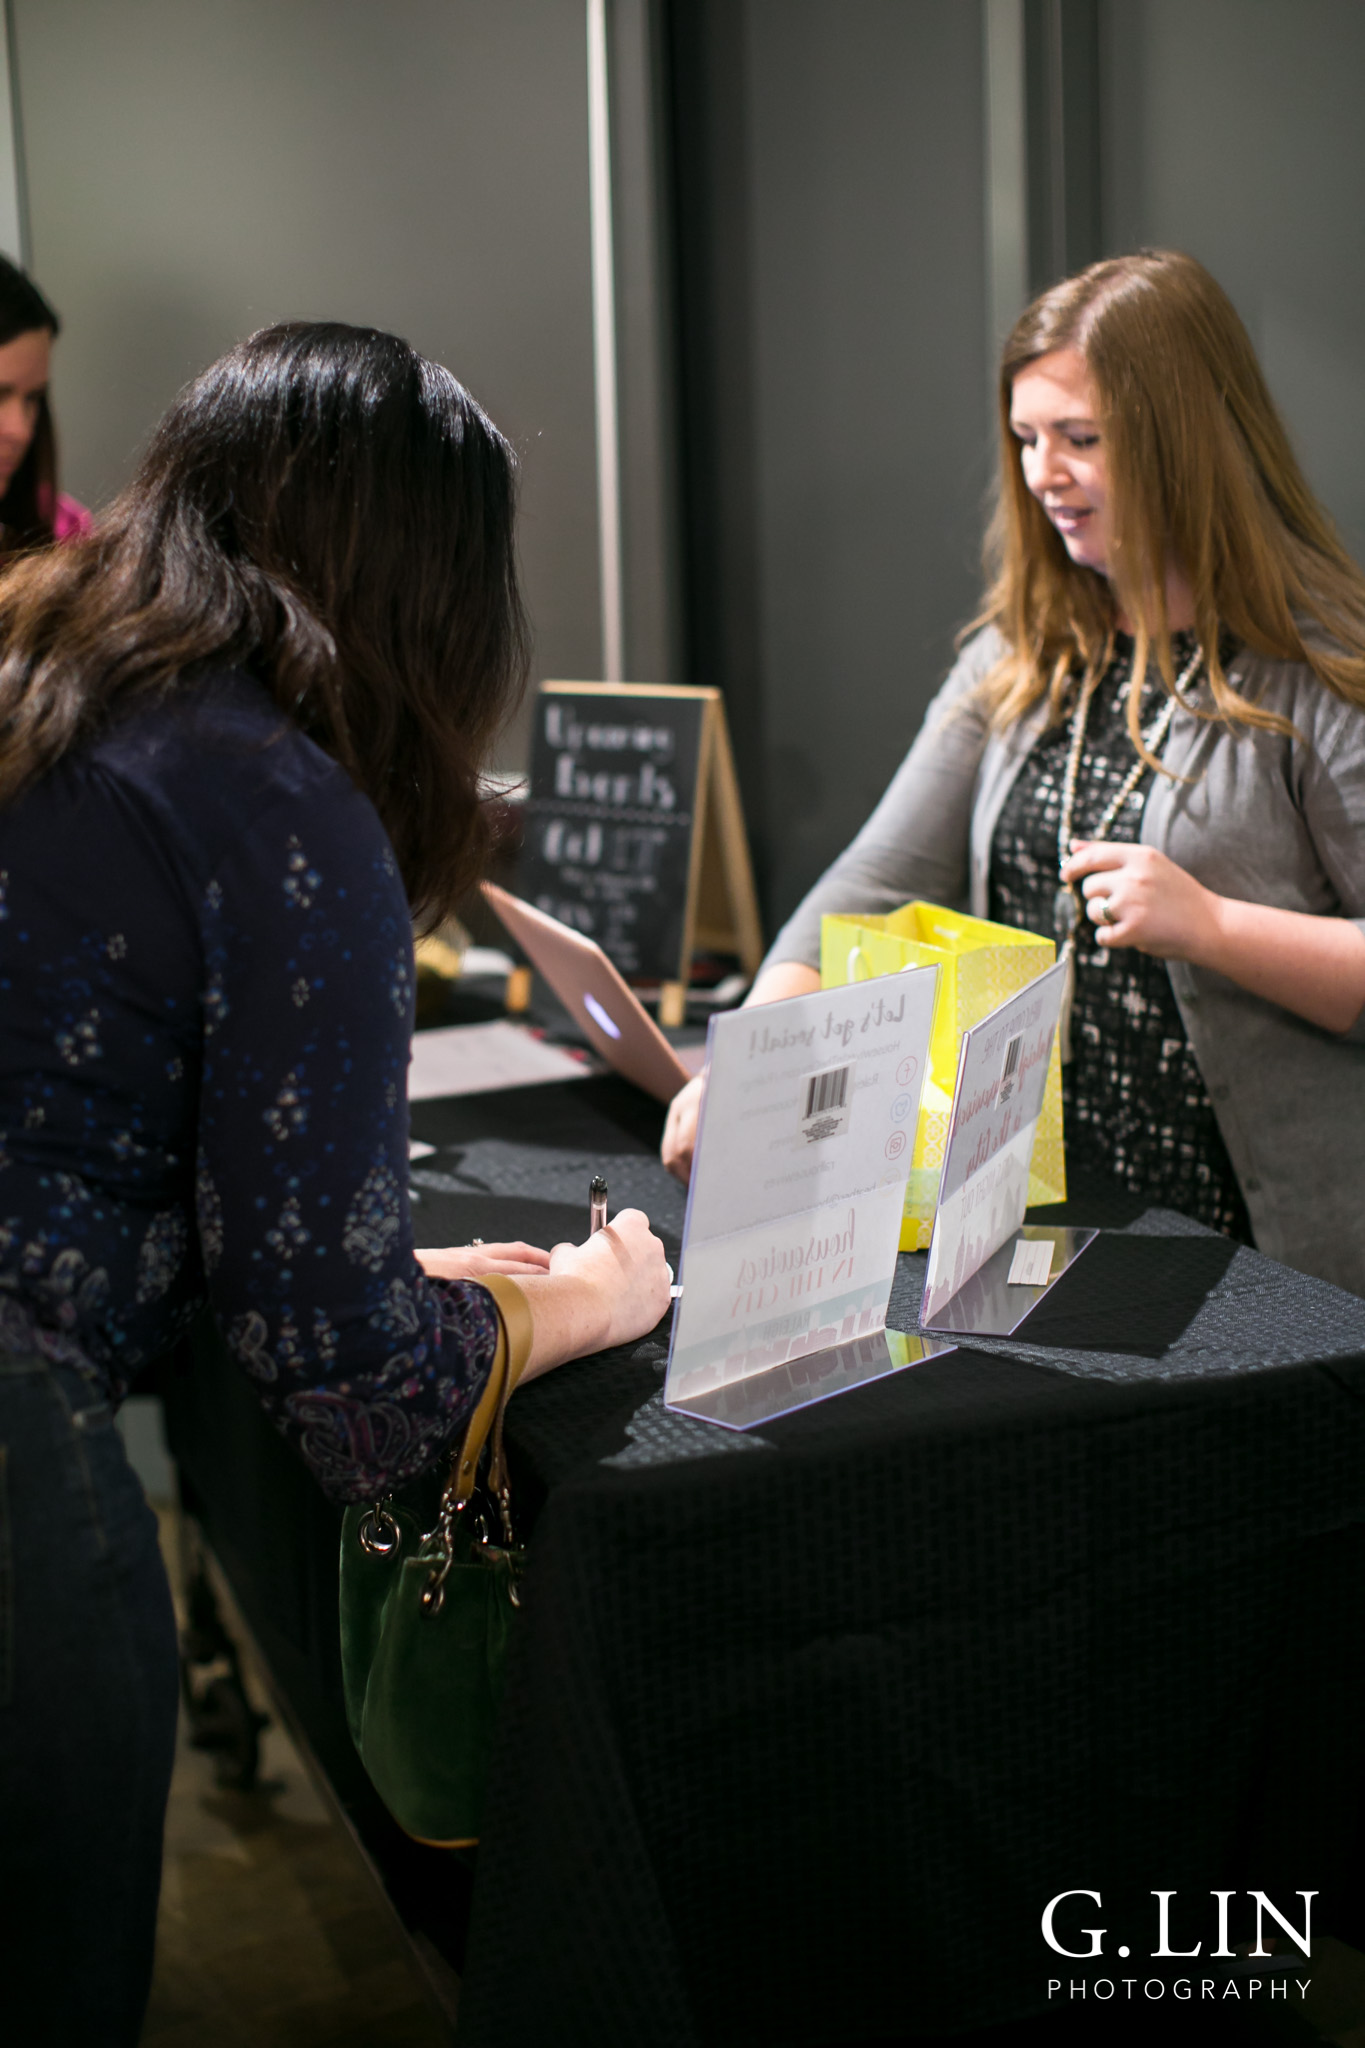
xmin=527 ymin=682 xmax=764 ymax=1026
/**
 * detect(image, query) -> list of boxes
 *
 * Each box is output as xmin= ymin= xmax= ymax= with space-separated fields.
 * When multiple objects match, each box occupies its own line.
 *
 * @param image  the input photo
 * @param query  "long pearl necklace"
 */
xmin=1051 ymin=642 xmax=1203 ymax=1062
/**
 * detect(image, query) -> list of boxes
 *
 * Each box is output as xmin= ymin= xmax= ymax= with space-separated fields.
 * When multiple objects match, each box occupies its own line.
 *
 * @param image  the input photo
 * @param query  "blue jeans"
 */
xmin=0 ymin=1350 xmax=179 ymax=2046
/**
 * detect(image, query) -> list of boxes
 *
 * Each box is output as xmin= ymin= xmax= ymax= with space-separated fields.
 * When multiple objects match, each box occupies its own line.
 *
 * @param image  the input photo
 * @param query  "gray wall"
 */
xmin=1101 ymin=0 xmax=1365 ymax=562
xmin=11 ymin=1 xmax=1364 ymax=916
xmin=11 ymin=0 xmax=605 ymax=767
xmin=712 ymin=0 xmax=1365 ymax=930
xmin=678 ymin=0 xmax=992 ymax=926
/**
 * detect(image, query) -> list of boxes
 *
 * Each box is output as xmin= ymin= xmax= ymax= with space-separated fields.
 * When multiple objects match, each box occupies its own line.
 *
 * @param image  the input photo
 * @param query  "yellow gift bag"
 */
xmin=821 ymin=901 xmax=1066 ymax=1249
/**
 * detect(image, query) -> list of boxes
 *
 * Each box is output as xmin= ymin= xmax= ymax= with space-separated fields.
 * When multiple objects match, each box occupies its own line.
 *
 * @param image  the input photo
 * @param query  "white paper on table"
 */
xmin=407 ymin=1021 xmax=593 ymax=1101
xmin=921 ymin=959 xmax=1066 ymax=1324
xmin=1006 ymin=1236 xmax=1054 ymax=1287
xmin=667 ymin=967 xmax=938 ymax=1404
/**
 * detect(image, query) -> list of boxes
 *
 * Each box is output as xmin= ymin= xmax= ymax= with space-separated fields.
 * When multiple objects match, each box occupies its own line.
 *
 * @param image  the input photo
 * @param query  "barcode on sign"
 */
xmin=799 ymin=1063 xmax=852 ymax=1144
xmin=998 ymin=1032 xmax=1023 ymax=1104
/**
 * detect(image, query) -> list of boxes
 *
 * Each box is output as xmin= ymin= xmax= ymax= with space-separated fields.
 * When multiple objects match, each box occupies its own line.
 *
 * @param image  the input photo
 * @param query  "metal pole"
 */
xmin=984 ymin=0 xmax=1028 ymax=362
xmin=0 ymin=0 xmax=28 ymax=264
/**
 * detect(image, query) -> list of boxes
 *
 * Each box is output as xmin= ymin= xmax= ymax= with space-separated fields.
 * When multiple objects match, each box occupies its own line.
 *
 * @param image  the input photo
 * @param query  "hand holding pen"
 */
xmin=588 ymin=1173 xmax=677 ymax=1294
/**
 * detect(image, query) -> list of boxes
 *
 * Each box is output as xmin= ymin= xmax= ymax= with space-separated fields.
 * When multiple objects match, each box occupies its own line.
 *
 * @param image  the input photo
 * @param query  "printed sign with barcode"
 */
xmin=998 ymin=1031 xmax=1024 ymax=1105
xmin=799 ymin=1062 xmax=852 ymax=1144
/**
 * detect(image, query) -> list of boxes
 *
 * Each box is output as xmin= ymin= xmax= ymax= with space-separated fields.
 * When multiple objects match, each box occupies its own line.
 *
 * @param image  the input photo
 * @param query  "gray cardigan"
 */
xmin=766 ymin=628 xmax=1365 ymax=1297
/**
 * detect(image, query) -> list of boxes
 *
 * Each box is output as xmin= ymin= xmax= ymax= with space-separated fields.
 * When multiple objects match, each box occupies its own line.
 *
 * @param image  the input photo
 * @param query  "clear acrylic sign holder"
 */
xmin=665 ymin=968 xmax=955 ymax=1432
xmin=918 ymin=959 xmax=1095 ymax=1338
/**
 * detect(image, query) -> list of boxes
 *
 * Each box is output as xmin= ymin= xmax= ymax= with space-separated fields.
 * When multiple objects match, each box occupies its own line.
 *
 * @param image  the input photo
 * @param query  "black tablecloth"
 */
xmin=168 ymin=1072 xmax=1365 ymax=2046
xmin=394 ymin=1079 xmax=1365 ymax=2047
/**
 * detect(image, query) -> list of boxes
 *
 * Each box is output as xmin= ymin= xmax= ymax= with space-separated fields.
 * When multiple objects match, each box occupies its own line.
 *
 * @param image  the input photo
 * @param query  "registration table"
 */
xmin=164 ymin=1069 xmax=1365 ymax=2047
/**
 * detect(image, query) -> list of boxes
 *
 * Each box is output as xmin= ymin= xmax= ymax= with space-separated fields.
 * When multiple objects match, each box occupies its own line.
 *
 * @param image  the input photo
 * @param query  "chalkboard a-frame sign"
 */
xmin=516 ymin=682 xmax=764 ymax=1024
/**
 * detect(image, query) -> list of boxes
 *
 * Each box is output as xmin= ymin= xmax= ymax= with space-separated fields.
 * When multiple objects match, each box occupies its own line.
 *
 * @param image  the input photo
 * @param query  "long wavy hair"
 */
xmin=0 ymin=255 xmax=62 ymax=556
xmin=0 ymin=321 xmax=529 ymax=924
xmin=976 ymin=249 xmax=1365 ymax=757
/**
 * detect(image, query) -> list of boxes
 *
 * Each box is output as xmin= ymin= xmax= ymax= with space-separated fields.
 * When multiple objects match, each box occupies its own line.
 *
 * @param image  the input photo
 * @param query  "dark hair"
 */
xmin=0 ymin=255 xmax=61 ymax=554
xmin=0 ymin=321 xmax=530 ymax=923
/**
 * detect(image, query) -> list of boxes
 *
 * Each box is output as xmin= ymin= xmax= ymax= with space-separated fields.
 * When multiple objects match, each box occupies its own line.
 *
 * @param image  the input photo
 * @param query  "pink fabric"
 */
xmin=53 ymin=492 xmax=92 ymax=542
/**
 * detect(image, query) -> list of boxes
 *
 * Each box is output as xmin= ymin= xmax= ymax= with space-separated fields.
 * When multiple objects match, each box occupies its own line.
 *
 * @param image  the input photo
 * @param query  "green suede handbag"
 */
xmin=339 ymin=1276 xmax=531 ymax=1847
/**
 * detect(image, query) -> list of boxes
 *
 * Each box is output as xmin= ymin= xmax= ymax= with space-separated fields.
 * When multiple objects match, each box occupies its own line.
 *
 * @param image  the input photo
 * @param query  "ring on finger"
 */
xmin=1098 ymin=898 xmax=1119 ymax=927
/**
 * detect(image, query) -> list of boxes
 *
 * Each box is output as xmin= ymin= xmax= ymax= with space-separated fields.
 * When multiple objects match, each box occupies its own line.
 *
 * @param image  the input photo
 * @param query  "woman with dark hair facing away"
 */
xmin=663 ymin=250 xmax=1365 ymax=1296
xmin=0 ymin=251 xmax=89 ymax=551
xmin=0 ymin=323 xmax=670 ymax=2045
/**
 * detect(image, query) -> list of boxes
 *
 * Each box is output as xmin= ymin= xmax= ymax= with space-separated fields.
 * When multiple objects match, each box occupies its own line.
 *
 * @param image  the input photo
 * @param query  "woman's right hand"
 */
xmin=661 ymin=1073 xmax=705 ymax=1184
xmin=518 ymin=1208 xmax=671 ymax=1378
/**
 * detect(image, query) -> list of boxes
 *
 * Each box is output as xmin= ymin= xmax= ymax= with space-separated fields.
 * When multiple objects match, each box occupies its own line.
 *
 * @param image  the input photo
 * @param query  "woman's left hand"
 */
xmin=1060 ymin=840 xmax=1221 ymax=961
xmin=1062 ymin=836 xmax=1365 ymax=1034
xmin=417 ymin=1241 xmax=553 ymax=1281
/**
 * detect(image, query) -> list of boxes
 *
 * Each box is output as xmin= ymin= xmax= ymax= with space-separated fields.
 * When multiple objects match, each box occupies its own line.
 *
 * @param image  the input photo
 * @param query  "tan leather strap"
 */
xmin=479 ymin=1275 xmax=534 ymax=1394
xmin=451 ymin=1326 xmax=507 ymax=1510
xmin=477 ymin=1275 xmax=534 ymax=1506
xmin=451 ymin=1276 xmax=533 ymax=1511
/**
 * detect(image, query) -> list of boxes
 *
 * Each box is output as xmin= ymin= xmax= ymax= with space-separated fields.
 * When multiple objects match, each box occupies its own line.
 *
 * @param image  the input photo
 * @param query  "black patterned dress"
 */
xmin=988 ymin=633 xmax=1253 ymax=1240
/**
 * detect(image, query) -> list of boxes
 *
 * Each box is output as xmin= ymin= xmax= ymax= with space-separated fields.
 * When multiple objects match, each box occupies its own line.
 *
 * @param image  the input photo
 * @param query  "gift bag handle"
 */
xmin=847 ymin=945 xmax=873 ymax=983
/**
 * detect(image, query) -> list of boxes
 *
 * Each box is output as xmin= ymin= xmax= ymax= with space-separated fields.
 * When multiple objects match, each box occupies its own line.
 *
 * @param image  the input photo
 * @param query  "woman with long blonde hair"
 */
xmin=663 ymin=250 xmax=1365 ymax=1295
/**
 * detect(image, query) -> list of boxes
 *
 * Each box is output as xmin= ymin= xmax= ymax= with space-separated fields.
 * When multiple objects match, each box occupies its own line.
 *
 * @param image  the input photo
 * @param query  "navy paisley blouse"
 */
xmin=0 ymin=671 xmax=499 ymax=1503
